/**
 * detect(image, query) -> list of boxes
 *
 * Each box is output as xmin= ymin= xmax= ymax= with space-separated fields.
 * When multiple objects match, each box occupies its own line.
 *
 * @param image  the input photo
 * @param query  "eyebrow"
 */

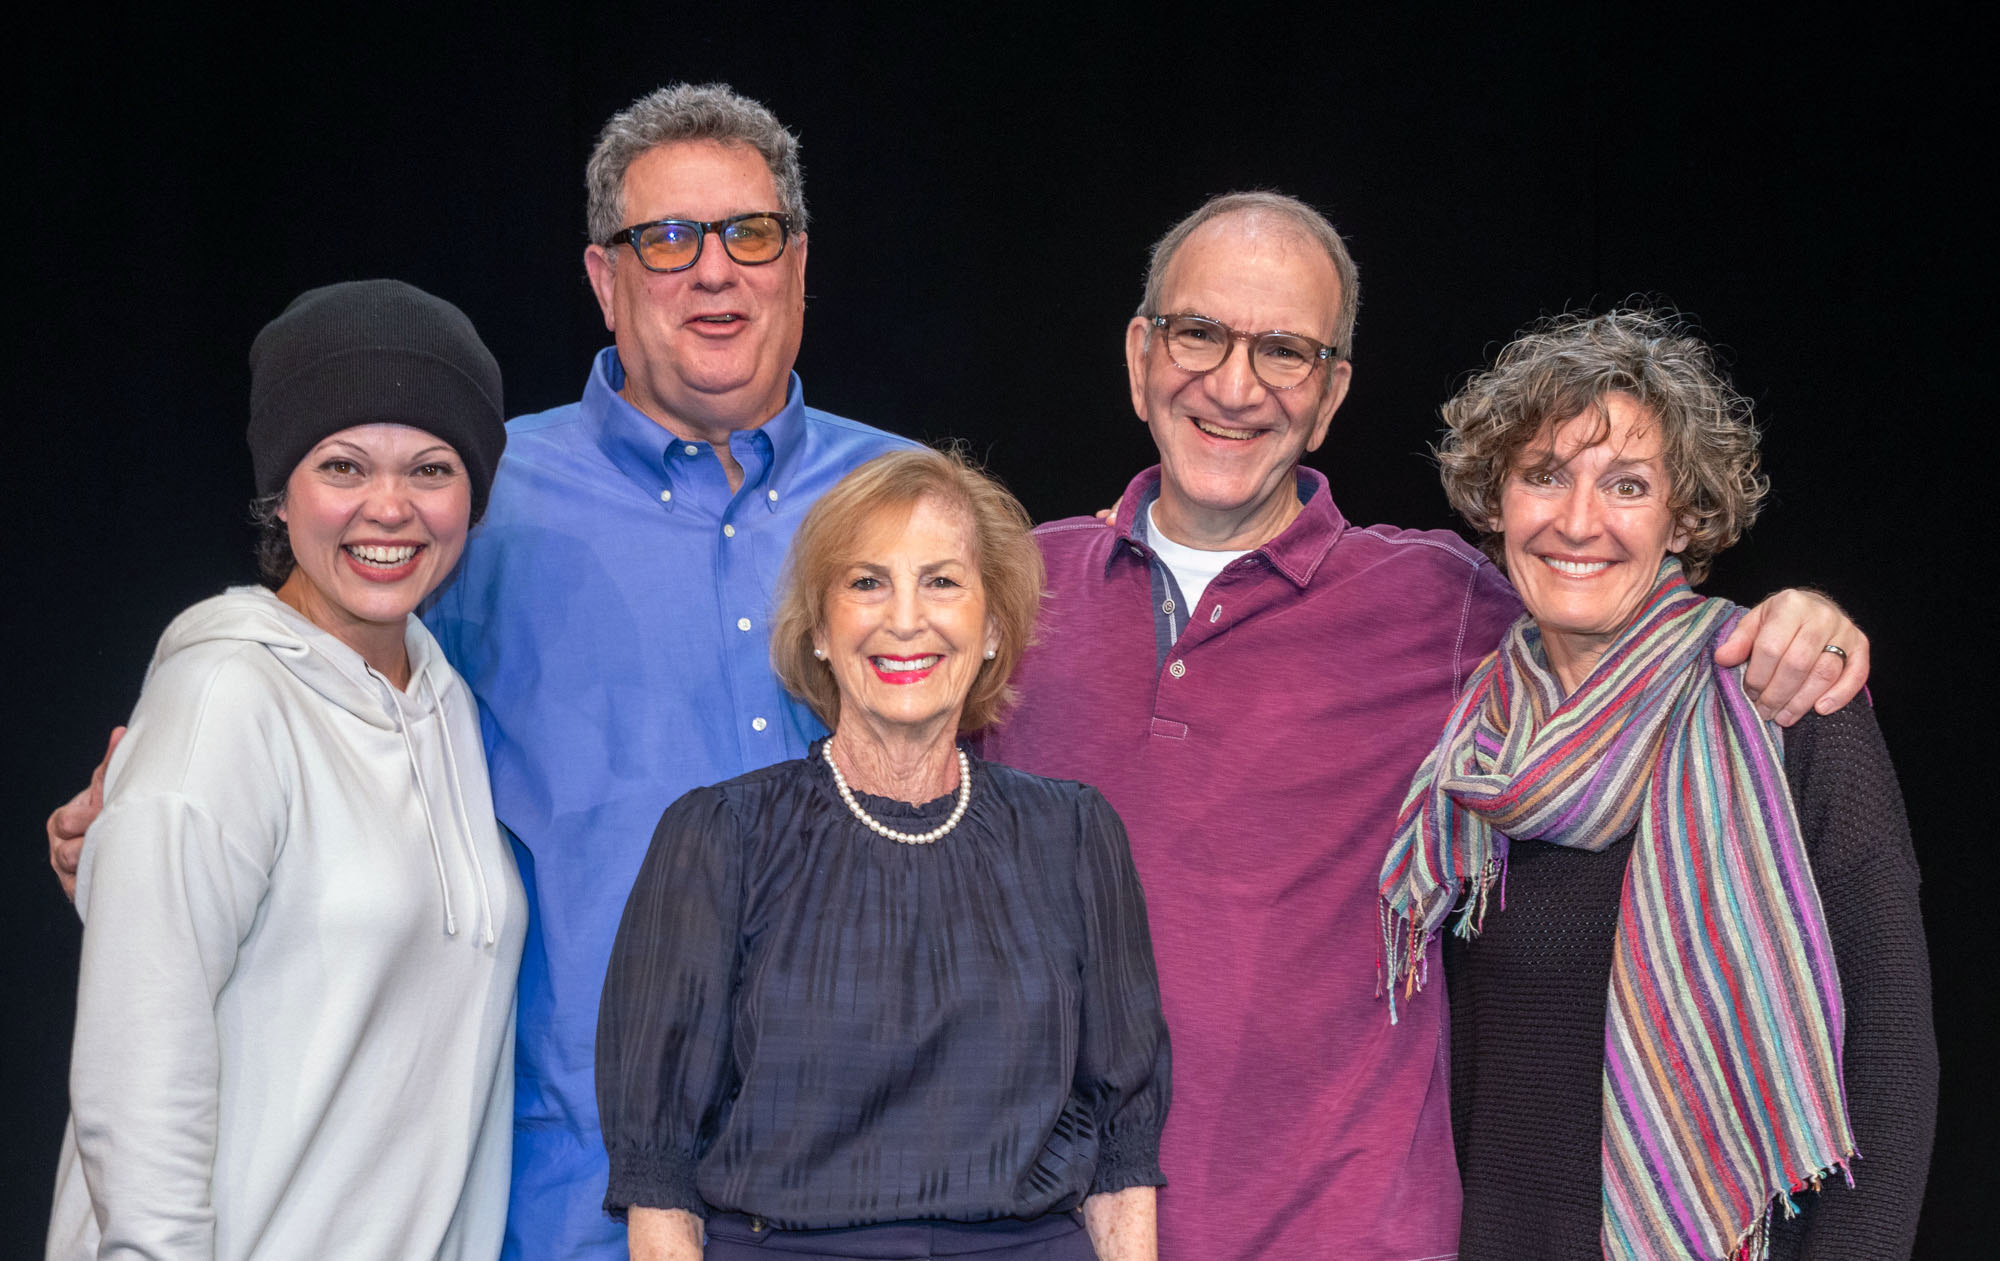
xmin=1174 ymin=310 xmax=1325 ymax=340
xmin=847 ymin=558 xmax=971 ymax=574
xmin=312 ymin=441 xmax=457 ymax=462
xmin=1521 ymin=446 xmax=1662 ymax=472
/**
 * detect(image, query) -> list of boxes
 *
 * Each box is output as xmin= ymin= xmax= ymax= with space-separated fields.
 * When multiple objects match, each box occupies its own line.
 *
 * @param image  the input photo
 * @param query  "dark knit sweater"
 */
xmin=1445 ymin=699 xmax=1936 ymax=1260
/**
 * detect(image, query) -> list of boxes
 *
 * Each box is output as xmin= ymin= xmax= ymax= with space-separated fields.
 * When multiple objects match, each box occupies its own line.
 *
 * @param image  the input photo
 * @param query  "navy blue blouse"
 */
xmin=595 ymin=745 xmax=1171 ymax=1229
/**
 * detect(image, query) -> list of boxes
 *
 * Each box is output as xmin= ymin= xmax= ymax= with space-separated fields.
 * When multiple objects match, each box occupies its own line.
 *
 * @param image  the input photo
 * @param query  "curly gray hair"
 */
xmin=1137 ymin=191 xmax=1361 ymax=362
xmin=1436 ymin=308 xmax=1768 ymax=584
xmin=584 ymin=82 xmax=807 ymax=248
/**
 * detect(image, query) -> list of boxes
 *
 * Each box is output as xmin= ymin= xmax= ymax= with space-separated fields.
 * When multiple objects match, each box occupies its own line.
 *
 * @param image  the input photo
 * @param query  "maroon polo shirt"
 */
xmin=984 ymin=466 xmax=1520 ymax=1260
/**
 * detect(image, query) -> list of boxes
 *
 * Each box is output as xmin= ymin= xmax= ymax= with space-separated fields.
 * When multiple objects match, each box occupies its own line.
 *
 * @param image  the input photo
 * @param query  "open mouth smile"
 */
xmin=342 ymin=543 xmax=426 ymax=580
xmin=870 ymin=654 xmax=941 ymax=684
xmin=1193 ymin=417 xmax=1259 ymax=441
xmin=1539 ymin=557 xmax=1611 ymax=577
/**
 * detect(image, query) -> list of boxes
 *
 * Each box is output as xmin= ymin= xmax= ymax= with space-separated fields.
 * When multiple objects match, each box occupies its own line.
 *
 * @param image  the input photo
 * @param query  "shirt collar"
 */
xmin=581 ymin=347 xmax=808 ymax=510
xmin=1110 ymin=464 xmax=1346 ymax=589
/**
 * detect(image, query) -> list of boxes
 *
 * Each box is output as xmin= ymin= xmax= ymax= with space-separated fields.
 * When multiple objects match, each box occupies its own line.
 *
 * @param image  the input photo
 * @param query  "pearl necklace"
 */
xmin=823 ymin=744 xmax=972 ymax=845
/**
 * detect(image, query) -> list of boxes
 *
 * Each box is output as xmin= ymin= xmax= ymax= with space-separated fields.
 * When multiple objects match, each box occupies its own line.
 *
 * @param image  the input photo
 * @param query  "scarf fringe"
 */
xmin=1726 ymin=1158 xmax=1853 ymax=1261
xmin=1377 ymin=858 xmax=1501 ymax=1024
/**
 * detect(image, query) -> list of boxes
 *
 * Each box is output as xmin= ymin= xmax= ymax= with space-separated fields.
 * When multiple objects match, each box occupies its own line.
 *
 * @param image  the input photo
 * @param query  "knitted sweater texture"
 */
xmin=1446 ymin=700 xmax=1936 ymax=1260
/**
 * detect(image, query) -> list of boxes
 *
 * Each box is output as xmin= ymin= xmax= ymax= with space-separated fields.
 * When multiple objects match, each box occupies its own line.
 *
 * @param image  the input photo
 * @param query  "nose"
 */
xmin=885 ymin=579 xmax=925 ymax=637
xmin=362 ymin=476 xmax=415 ymax=526
xmin=1553 ymin=480 xmax=1600 ymax=542
xmin=687 ymin=226 xmax=740 ymax=289
xmin=1204 ymin=334 xmax=1266 ymax=410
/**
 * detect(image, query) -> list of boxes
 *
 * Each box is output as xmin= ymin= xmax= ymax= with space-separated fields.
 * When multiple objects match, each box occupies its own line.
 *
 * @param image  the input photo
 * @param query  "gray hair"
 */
xmin=1137 ymin=191 xmax=1362 ymax=362
xmin=585 ymin=82 xmax=808 ymax=248
xmin=1435 ymin=308 xmax=1768 ymax=584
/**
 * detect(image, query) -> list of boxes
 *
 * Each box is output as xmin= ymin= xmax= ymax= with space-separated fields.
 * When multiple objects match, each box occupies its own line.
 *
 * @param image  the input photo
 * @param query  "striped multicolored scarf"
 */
xmin=1378 ymin=560 xmax=1855 ymax=1261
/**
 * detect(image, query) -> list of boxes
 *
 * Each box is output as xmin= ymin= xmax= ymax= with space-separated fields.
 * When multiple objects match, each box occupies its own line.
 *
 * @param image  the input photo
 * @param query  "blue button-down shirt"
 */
xmin=425 ymin=348 xmax=913 ymax=1259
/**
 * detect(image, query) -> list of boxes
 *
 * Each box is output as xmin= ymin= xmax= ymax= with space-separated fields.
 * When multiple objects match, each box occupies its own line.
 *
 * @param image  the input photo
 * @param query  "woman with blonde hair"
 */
xmin=597 ymin=447 xmax=1170 ymax=1261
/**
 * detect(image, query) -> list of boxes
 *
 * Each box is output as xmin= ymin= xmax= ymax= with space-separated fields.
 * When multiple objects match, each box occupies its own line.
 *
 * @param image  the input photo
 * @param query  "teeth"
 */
xmin=347 ymin=544 xmax=419 ymax=566
xmin=1194 ymin=419 xmax=1256 ymax=441
xmin=872 ymin=655 xmax=940 ymax=673
xmin=1542 ymin=557 xmax=1610 ymax=576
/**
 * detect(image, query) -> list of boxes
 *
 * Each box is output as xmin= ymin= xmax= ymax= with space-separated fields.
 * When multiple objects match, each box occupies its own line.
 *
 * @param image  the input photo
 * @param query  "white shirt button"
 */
xmin=1169 ymin=659 xmax=1186 ymax=678
xmin=1162 ymin=598 xmax=1175 ymax=614
xmin=1210 ymin=605 xmax=1221 ymax=622
xmin=723 ymin=524 xmax=736 ymax=538
xmin=736 ymin=617 xmax=752 ymax=632
xmin=767 ymin=489 xmax=779 ymax=502
xmin=658 ymin=489 xmax=672 ymax=503
xmin=751 ymin=717 xmax=767 ymax=732
xmin=684 ymin=443 xmax=699 ymax=455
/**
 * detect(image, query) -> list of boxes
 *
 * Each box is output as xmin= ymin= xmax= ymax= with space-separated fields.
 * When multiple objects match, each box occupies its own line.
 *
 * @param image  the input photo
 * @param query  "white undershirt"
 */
xmin=1147 ymin=502 xmax=1251 ymax=614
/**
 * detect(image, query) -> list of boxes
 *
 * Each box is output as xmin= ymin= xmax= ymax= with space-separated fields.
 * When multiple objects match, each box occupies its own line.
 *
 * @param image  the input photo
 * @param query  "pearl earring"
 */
xmin=812 ymin=647 xmax=826 ymax=660
xmin=983 ymin=648 xmax=997 ymax=660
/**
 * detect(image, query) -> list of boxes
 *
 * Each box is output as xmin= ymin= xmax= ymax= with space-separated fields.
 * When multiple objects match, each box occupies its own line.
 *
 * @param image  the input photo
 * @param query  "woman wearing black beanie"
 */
xmin=48 ymin=279 xmax=526 ymax=1260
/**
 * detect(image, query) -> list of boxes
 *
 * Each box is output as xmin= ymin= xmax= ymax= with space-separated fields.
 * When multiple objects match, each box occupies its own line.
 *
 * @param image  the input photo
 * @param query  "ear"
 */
xmin=983 ymin=613 xmax=1001 ymax=662
xmin=1669 ymin=516 xmax=1693 ymax=555
xmin=1302 ymin=359 xmax=1353 ymax=454
xmin=1124 ymin=317 xmax=1154 ymax=423
xmin=582 ymin=244 xmax=619 ymax=333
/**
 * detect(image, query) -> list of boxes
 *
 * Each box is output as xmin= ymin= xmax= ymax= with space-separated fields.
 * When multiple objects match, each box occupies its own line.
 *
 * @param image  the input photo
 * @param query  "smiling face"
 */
xmin=583 ymin=139 xmax=807 ymax=443
xmin=1126 ymin=213 xmax=1352 ymax=550
xmin=276 ymin=424 xmax=471 ymax=670
xmin=1498 ymin=393 xmax=1691 ymax=691
xmin=813 ymin=495 xmax=1000 ymax=751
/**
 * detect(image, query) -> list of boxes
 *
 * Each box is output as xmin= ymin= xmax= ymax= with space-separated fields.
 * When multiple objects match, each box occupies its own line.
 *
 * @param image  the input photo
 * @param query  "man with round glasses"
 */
xmin=981 ymin=191 xmax=1871 ymax=1258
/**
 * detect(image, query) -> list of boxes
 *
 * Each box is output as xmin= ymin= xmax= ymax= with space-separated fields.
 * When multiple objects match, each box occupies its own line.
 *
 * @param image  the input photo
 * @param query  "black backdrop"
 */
xmin=6 ymin=7 xmax=1986 ymax=1253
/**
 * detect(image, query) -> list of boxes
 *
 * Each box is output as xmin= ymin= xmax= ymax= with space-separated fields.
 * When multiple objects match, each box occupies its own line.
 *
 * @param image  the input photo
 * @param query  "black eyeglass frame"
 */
xmin=1146 ymin=313 xmax=1341 ymax=391
xmin=602 ymin=211 xmax=796 ymax=274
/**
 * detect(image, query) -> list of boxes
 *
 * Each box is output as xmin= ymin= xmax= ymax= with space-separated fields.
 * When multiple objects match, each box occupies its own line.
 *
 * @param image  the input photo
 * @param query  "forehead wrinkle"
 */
xmin=1165 ymin=214 xmax=1341 ymax=342
xmin=1525 ymin=403 xmax=1665 ymax=474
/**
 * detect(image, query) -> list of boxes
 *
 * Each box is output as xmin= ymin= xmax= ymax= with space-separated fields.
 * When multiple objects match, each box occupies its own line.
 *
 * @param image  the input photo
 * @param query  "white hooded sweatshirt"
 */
xmin=48 ymin=587 xmax=525 ymax=1261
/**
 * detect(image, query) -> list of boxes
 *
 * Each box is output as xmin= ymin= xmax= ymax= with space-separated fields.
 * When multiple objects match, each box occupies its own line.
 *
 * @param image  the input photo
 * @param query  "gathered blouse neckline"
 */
xmin=807 ymin=737 xmax=976 ymax=824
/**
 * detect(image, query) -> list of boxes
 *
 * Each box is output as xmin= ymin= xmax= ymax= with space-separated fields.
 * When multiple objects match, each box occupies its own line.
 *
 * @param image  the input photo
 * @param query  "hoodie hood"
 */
xmin=150 ymin=586 xmax=495 ymax=943
xmin=152 ymin=586 xmax=449 ymax=730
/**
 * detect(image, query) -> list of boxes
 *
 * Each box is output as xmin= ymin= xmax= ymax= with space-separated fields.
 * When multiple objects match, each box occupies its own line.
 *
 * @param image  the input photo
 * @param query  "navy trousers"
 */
xmin=702 ymin=1211 xmax=1097 ymax=1260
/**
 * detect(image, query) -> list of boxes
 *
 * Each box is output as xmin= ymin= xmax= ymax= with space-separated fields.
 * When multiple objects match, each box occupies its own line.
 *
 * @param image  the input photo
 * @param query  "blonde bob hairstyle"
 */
xmin=770 ymin=446 xmax=1045 ymax=734
xmin=1436 ymin=308 xmax=1769 ymax=584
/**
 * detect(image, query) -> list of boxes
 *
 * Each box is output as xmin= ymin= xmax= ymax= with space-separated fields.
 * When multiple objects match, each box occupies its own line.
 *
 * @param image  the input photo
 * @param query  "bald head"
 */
xmin=1137 ymin=191 xmax=1361 ymax=361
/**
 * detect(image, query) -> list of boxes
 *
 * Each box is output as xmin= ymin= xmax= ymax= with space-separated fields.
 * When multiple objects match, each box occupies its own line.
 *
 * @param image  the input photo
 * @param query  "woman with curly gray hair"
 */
xmin=1379 ymin=311 xmax=1934 ymax=1260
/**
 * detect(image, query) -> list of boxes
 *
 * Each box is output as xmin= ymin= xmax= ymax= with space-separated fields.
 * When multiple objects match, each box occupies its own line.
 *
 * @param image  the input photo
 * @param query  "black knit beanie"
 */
xmin=248 ymin=279 xmax=506 ymax=519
